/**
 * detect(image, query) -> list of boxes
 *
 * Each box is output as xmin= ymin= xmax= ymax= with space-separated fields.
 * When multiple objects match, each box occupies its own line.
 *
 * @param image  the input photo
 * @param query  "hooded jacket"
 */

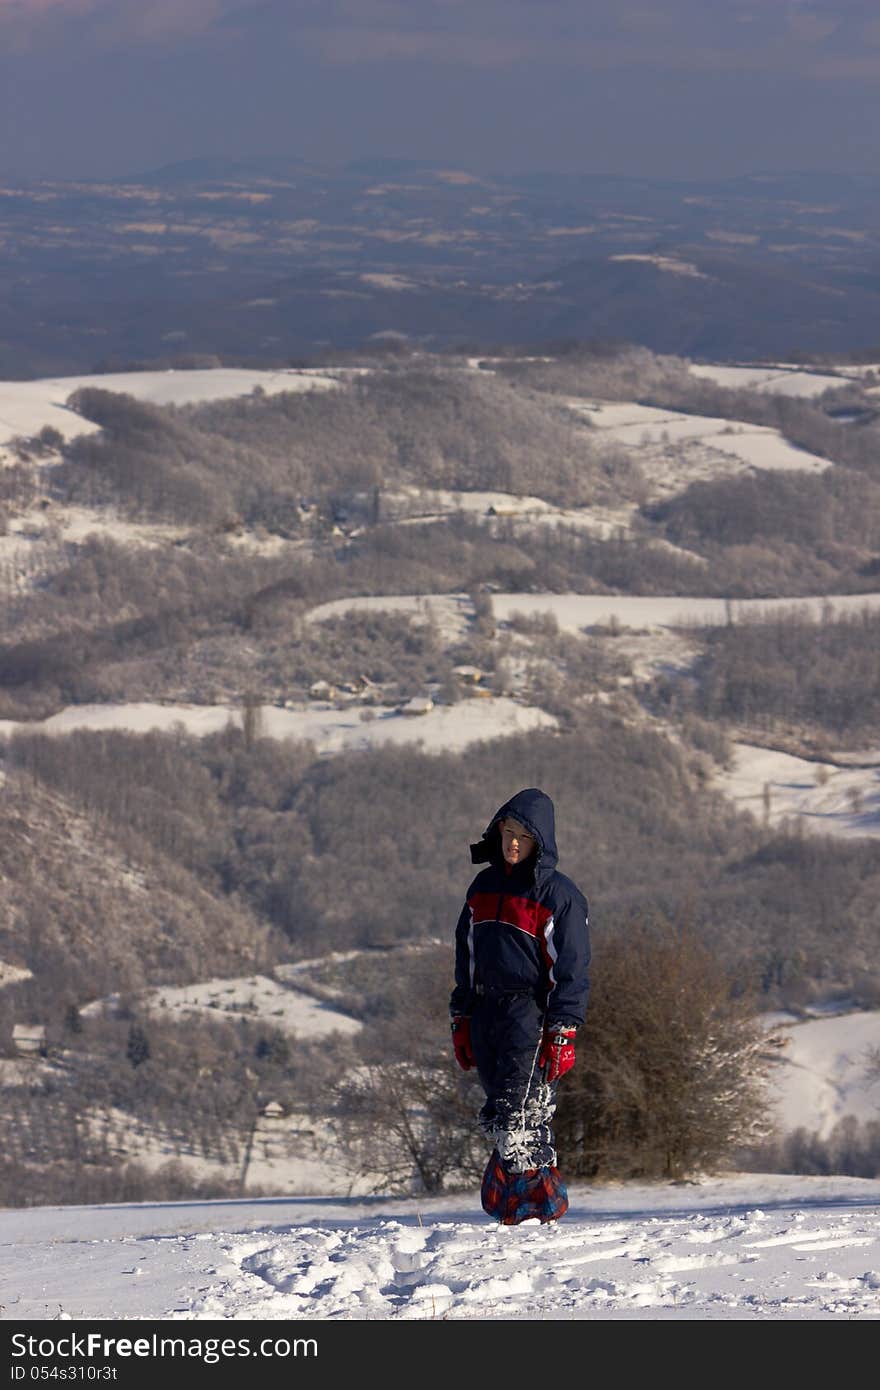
xmin=449 ymin=788 xmax=590 ymax=1028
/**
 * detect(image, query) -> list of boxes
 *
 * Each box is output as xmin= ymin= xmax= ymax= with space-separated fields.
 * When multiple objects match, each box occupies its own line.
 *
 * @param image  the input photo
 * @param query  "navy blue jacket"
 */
xmin=449 ymin=788 xmax=591 ymax=1029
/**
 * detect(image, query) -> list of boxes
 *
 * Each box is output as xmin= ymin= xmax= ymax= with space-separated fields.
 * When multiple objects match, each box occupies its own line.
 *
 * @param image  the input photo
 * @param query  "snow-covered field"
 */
xmin=0 ymin=368 xmax=340 ymax=444
xmin=380 ymin=486 xmax=639 ymax=540
xmin=305 ymin=592 xmax=473 ymax=646
xmin=2 ymin=1175 xmax=879 ymax=1320
xmin=491 ymin=591 xmax=880 ymax=632
xmin=305 ymin=590 xmax=880 ymax=636
xmin=82 ymin=974 xmax=362 ymax=1042
xmin=717 ymin=743 xmax=880 ymax=841
xmin=0 ymin=696 xmax=556 ymax=755
xmin=578 ymin=400 xmax=830 ymax=476
xmin=766 ymin=1011 xmax=880 ymax=1139
xmin=687 ymin=364 xmax=853 ymax=397
xmin=0 ymin=502 xmax=190 ymax=563
xmin=610 ymin=252 xmax=708 ymax=279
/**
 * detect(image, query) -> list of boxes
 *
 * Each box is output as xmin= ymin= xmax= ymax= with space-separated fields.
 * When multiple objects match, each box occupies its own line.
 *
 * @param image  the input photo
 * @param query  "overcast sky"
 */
xmin=2 ymin=0 xmax=879 ymax=180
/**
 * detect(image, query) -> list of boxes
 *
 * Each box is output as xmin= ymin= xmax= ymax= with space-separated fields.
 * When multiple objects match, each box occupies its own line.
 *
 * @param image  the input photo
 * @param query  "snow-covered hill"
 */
xmin=0 ymin=358 xmax=859 ymax=452
xmin=577 ymin=399 xmax=831 ymax=482
xmin=1 ymin=357 xmax=877 ymax=1287
xmin=0 ymin=368 xmax=340 ymax=444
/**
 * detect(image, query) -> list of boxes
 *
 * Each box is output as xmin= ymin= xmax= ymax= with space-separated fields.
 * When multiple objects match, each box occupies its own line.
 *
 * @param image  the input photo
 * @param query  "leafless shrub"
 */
xmin=557 ymin=915 xmax=772 ymax=1180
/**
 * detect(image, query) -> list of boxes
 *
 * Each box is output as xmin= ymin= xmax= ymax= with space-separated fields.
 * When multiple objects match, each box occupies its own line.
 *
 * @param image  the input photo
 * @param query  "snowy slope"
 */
xmin=717 ymin=744 xmax=880 ymax=841
xmin=305 ymin=591 xmax=880 ymax=635
xmin=0 ymin=696 xmax=556 ymax=755
xmin=82 ymin=974 xmax=362 ymax=1041
xmin=577 ymin=400 xmax=830 ymax=476
xmin=1 ymin=1177 xmax=879 ymax=1321
xmin=687 ymin=364 xmax=851 ymax=397
xmin=491 ymin=591 xmax=880 ymax=631
xmin=0 ymin=369 xmax=340 ymax=444
xmin=766 ymin=1012 xmax=880 ymax=1138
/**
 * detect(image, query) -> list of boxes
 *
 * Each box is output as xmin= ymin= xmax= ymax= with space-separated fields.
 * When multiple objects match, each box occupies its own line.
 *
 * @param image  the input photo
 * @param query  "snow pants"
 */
xmin=469 ymin=991 xmax=558 ymax=1172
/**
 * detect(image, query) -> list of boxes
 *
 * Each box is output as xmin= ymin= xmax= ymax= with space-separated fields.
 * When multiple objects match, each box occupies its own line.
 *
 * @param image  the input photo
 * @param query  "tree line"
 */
xmin=685 ymin=607 xmax=880 ymax=738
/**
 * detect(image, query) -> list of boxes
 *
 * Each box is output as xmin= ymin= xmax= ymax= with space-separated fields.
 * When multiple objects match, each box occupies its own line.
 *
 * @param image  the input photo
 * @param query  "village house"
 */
xmin=12 ymin=1024 xmax=47 ymax=1059
xmin=400 ymin=696 xmax=434 ymax=716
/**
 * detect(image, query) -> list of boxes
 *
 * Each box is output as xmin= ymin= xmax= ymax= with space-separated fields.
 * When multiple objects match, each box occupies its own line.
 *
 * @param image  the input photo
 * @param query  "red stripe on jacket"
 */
xmin=468 ymin=890 xmax=553 ymax=940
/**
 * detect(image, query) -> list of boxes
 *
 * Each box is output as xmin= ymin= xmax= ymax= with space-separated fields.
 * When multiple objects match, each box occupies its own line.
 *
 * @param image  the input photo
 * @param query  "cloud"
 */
xmin=0 ymin=1 xmax=81 ymax=11
xmin=298 ymin=2 xmax=880 ymax=79
xmin=2 ymin=0 xmax=880 ymax=77
xmin=0 ymin=0 xmax=236 ymax=50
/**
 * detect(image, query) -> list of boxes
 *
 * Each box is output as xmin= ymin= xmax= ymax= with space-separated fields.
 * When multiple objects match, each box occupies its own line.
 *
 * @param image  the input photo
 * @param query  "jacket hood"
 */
xmin=470 ymin=787 xmax=558 ymax=883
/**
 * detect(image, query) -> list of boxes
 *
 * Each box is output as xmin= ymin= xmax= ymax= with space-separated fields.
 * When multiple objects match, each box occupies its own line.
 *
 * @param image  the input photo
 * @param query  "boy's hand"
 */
xmin=451 ymin=1015 xmax=475 ymax=1070
xmin=539 ymin=1025 xmax=577 ymax=1081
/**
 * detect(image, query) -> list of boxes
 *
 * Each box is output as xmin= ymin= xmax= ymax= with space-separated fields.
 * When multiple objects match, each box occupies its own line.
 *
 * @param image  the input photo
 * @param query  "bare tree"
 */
xmin=329 ymin=1049 xmax=486 ymax=1195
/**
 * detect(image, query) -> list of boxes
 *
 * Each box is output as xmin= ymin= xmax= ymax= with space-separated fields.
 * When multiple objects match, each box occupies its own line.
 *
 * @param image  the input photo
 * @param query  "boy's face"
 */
xmin=500 ymin=817 xmax=537 ymax=867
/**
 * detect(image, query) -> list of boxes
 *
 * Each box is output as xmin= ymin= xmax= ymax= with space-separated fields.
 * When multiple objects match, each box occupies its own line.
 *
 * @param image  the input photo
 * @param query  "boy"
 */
xmin=450 ymin=787 xmax=590 ymax=1224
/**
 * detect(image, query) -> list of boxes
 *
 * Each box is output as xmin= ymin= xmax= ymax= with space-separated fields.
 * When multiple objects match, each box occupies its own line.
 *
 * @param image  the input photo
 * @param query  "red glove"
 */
xmin=539 ymin=1025 xmax=577 ymax=1082
xmin=451 ymin=1015 xmax=475 ymax=1071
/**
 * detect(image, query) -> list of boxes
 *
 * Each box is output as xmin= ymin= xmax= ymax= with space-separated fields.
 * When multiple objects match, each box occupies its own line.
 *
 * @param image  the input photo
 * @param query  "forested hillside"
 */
xmin=2 ymin=347 xmax=879 ymax=1205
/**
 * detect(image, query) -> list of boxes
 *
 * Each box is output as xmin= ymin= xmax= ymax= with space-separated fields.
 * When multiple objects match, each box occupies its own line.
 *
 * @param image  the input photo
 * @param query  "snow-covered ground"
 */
xmin=717 ymin=743 xmax=880 ymax=840
xmin=0 ymin=361 xmax=861 ymax=463
xmin=687 ymin=364 xmax=852 ymax=397
xmin=578 ymin=400 xmax=830 ymax=477
xmin=610 ymin=253 xmax=708 ymax=280
xmin=0 ymin=504 xmax=315 ymax=592
xmin=0 ymin=501 xmax=189 ymax=559
xmin=0 ymin=696 xmax=556 ymax=755
xmin=766 ymin=1011 xmax=880 ymax=1139
xmin=491 ymin=591 xmax=880 ymax=632
xmin=2 ymin=359 xmax=878 ymax=1324
xmin=304 ymin=590 xmax=880 ymax=636
xmin=0 ymin=960 xmax=33 ymax=990
xmin=2 ymin=1175 xmax=879 ymax=1320
xmin=380 ymin=486 xmax=637 ymax=540
xmin=81 ymin=974 xmax=362 ymax=1041
xmin=305 ymin=592 xmax=473 ymax=646
xmin=830 ymin=362 xmax=880 ymax=381
xmin=0 ymin=368 xmax=340 ymax=444
xmin=2 ymin=591 xmax=876 ymax=836
xmin=0 ymin=364 xmax=849 ymax=598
